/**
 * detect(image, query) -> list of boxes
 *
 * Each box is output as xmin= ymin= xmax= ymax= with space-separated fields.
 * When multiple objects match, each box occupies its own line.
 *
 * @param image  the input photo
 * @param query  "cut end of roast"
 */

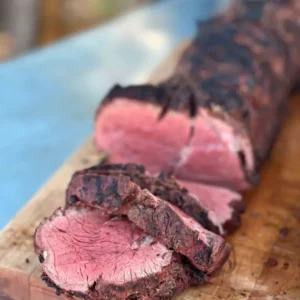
xmin=34 ymin=206 xmax=205 ymax=299
xmin=94 ymin=89 xmax=255 ymax=191
xmin=95 ymin=97 xmax=191 ymax=175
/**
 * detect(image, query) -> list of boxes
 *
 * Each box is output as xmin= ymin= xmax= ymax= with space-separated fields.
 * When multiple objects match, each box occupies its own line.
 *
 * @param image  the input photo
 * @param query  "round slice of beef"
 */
xmin=34 ymin=206 xmax=205 ymax=300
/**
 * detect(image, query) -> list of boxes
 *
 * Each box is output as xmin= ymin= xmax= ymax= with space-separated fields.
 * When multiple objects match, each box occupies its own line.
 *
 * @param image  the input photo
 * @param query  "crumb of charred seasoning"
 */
xmin=279 ymin=227 xmax=289 ymax=237
xmin=282 ymin=262 xmax=289 ymax=270
xmin=264 ymin=257 xmax=278 ymax=268
xmin=69 ymin=195 xmax=79 ymax=204
xmin=38 ymin=254 xmax=45 ymax=263
xmin=69 ymin=291 xmax=87 ymax=299
xmin=275 ymin=281 xmax=279 ymax=285
xmin=240 ymin=292 xmax=247 ymax=297
xmin=25 ymin=258 xmax=30 ymax=264
xmin=12 ymin=242 xmax=17 ymax=246
xmin=42 ymin=274 xmax=62 ymax=296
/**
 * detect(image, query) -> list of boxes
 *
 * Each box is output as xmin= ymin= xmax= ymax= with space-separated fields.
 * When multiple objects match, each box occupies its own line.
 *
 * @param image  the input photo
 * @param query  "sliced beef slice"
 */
xmin=94 ymin=0 xmax=300 ymax=190
xmin=35 ymin=206 xmax=205 ymax=300
xmin=66 ymin=172 xmax=230 ymax=273
xmin=67 ymin=163 xmax=219 ymax=234
xmin=67 ymin=163 xmax=243 ymax=235
xmin=124 ymin=189 xmax=231 ymax=274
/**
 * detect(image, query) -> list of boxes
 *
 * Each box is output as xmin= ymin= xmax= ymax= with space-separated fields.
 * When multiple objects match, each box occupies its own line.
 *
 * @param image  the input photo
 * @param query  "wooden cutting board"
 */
xmin=0 ymin=42 xmax=299 ymax=300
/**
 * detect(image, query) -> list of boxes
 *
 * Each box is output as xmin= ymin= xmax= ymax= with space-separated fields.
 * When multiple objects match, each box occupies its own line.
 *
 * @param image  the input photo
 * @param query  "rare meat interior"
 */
xmin=35 ymin=206 xmax=206 ymax=300
xmin=95 ymin=94 xmax=254 ymax=190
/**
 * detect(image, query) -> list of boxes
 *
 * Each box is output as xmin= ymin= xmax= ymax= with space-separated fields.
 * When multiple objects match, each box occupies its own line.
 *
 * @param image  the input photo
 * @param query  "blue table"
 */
xmin=0 ymin=0 xmax=229 ymax=229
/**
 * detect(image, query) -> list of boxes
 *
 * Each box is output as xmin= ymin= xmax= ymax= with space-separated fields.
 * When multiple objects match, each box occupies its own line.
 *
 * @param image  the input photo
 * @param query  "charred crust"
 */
xmin=126 ymin=295 xmax=141 ymax=300
xmin=238 ymin=150 xmax=246 ymax=170
xmin=38 ymin=254 xmax=45 ymax=263
xmin=195 ymin=211 xmax=219 ymax=234
xmin=230 ymin=198 xmax=246 ymax=214
xmin=90 ymin=163 xmax=146 ymax=175
xmin=194 ymin=247 xmax=212 ymax=266
xmin=68 ymin=195 xmax=79 ymax=204
xmin=112 ymin=285 xmax=126 ymax=292
xmin=238 ymin=149 xmax=259 ymax=186
xmin=67 ymin=163 xmax=219 ymax=234
xmin=223 ymin=214 xmax=242 ymax=235
xmin=41 ymin=273 xmax=62 ymax=296
xmin=42 ymin=273 xmax=90 ymax=299
xmin=158 ymin=94 xmax=172 ymax=120
xmin=102 ymin=84 xmax=166 ymax=106
xmin=247 ymin=172 xmax=260 ymax=186
xmin=223 ymin=199 xmax=246 ymax=234
xmin=90 ymin=281 xmax=97 ymax=292
xmin=68 ymin=291 xmax=88 ymax=299
xmin=188 ymin=94 xmax=198 ymax=118
xmin=180 ymin=256 xmax=206 ymax=285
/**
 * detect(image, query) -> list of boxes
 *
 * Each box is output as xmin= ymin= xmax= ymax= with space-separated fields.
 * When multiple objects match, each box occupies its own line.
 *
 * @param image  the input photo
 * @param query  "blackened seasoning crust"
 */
xmin=66 ymin=164 xmax=231 ymax=273
xmin=95 ymin=0 xmax=300 ymax=189
xmin=174 ymin=13 xmax=291 ymax=165
xmin=67 ymin=163 xmax=244 ymax=235
xmin=66 ymin=163 xmax=219 ymax=233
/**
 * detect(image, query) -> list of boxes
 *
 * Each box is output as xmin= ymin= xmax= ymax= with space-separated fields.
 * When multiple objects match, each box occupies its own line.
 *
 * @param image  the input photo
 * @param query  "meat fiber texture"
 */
xmin=65 ymin=167 xmax=231 ymax=274
xmin=94 ymin=0 xmax=300 ymax=191
xmin=67 ymin=163 xmax=243 ymax=235
xmin=35 ymin=206 xmax=205 ymax=300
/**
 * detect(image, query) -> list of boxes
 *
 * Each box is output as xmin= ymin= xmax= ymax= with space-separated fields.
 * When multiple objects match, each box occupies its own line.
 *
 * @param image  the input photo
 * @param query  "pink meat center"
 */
xmin=95 ymin=99 xmax=254 ymax=190
xmin=35 ymin=207 xmax=172 ymax=293
xmin=178 ymin=180 xmax=241 ymax=234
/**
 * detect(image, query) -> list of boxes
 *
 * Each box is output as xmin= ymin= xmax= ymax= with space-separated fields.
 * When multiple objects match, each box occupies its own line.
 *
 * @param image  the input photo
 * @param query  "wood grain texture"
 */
xmin=0 ymin=42 xmax=299 ymax=300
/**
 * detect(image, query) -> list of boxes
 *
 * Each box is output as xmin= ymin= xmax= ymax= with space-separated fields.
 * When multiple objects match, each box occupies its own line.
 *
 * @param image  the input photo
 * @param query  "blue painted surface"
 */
xmin=0 ymin=0 xmax=229 ymax=229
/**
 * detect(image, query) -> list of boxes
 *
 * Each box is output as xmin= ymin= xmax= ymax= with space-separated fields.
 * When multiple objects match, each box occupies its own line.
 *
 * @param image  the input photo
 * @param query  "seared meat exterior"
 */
xmin=67 ymin=163 xmax=243 ymax=235
xmin=94 ymin=0 xmax=300 ymax=190
xmin=66 ymin=166 xmax=231 ymax=273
